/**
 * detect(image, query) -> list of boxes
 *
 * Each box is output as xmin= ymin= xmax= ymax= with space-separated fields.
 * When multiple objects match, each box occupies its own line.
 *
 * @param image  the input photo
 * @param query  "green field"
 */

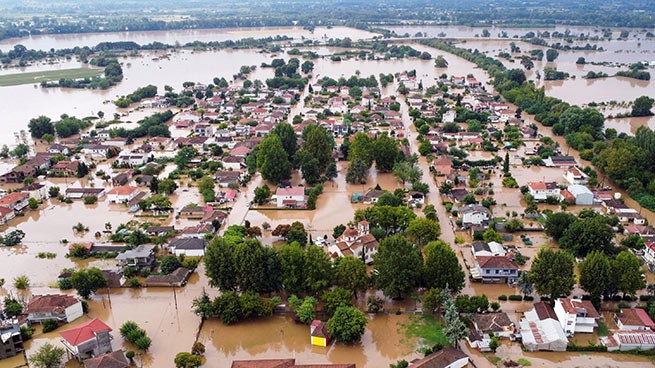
xmin=0 ymin=67 xmax=104 ymax=87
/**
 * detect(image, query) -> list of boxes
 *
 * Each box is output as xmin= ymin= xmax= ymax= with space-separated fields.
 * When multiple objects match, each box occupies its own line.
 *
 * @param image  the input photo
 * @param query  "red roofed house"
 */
xmin=59 ymin=318 xmax=113 ymax=360
xmin=25 ymin=294 xmax=83 ymax=324
xmin=106 ymin=186 xmax=140 ymax=204
xmin=0 ymin=192 xmax=29 ymax=212
xmin=407 ymin=347 xmax=469 ymax=368
xmin=614 ymin=308 xmax=655 ymax=331
xmin=554 ymin=298 xmax=601 ymax=335
xmin=527 ymin=182 xmax=560 ymax=201
xmin=327 ymin=221 xmax=379 ymax=264
xmin=83 ymin=350 xmax=130 ymax=368
xmin=472 ymin=256 xmax=519 ymax=284
xmin=276 ymin=187 xmax=306 ymax=208
xmin=0 ymin=205 xmax=15 ymax=225
xmin=431 ymin=157 xmax=453 ymax=176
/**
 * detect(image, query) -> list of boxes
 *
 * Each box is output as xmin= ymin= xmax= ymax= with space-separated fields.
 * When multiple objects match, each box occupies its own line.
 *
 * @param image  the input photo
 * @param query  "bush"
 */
xmin=498 ymin=295 xmax=508 ymax=301
xmin=523 ymin=295 xmax=534 ymax=301
xmin=58 ymin=278 xmax=73 ymax=290
xmin=20 ymin=326 xmax=35 ymax=341
xmin=508 ymin=295 xmax=523 ymax=301
xmin=566 ymin=344 xmax=607 ymax=352
xmin=126 ymin=350 xmax=135 ymax=360
xmin=640 ymin=295 xmax=653 ymax=302
xmin=42 ymin=319 xmax=59 ymax=333
xmin=191 ymin=341 xmax=205 ymax=356
xmin=127 ymin=277 xmax=142 ymax=288
xmin=83 ymin=196 xmax=98 ymax=205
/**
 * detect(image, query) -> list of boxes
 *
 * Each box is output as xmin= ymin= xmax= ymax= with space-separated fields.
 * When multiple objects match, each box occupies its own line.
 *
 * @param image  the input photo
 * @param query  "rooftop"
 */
xmin=60 ymin=318 xmax=112 ymax=346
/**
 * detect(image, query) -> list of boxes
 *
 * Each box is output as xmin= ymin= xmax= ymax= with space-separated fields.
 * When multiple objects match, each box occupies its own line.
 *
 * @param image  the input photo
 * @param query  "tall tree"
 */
xmin=233 ymin=239 xmax=266 ymax=293
xmin=327 ymin=306 xmax=367 ymax=344
xmin=442 ymin=287 xmax=468 ymax=348
xmin=271 ymin=122 xmax=298 ymax=159
xmin=374 ymin=235 xmax=423 ymax=299
xmin=348 ymin=132 xmax=374 ymax=167
xmin=257 ymin=135 xmax=291 ymax=183
xmin=29 ymin=343 xmax=65 ymax=368
xmin=70 ymin=268 xmax=107 ymax=299
xmin=302 ymin=125 xmax=333 ymax=171
xmin=423 ymin=240 xmax=465 ymax=292
xmin=304 ymin=245 xmax=333 ymax=295
xmin=373 ymin=134 xmax=401 ymax=172
xmin=28 ymin=116 xmax=55 ymax=139
xmin=517 ymin=271 xmax=533 ymax=297
xmin=559 ymin=216 xmax=614 ymax=256
xmin=529 ymin=249 xmax=575 ymax=300
xmin=578 ymin=250 xmax=611 ymax=309
xmin=612 ymin=251 xmax=645 ymax=297
xmin=544 ymin=212 xmax=577 ymax=240
xmin=346 ymin=158 xmax=369 ymax=184
xmin=407 ymin=218 xmax=441 ymax=246
xmin=204 ymin=237 xmax=237 ymax=291
xmin=632 ymin=96 xmax=654 ymax=117
xmin=334 ymin=256 xmax=369 ymax=298
xmin=279 ymin=243 xmax=307 ymax=295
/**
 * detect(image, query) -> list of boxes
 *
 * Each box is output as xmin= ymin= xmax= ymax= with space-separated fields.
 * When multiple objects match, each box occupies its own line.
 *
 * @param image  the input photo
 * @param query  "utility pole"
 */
xmin=173 ymin=285 xmax=178 ymax=309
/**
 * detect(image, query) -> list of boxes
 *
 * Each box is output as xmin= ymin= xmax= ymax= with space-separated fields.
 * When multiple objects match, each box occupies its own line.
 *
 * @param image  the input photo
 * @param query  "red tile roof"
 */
xmin=107 ymin=186 xmax=139 ymax=196
xmin=60 ymin=318 xmax=112 ymax=346
xmin=0 ymin=192 xmax=28 ymax=206
xmin=26 ymin=294 xmax=80 ymax=314
xmin=277 ymin=187 xmax=304 ymax=196
xmin=476 ymin=256 xmax=518 ymax=270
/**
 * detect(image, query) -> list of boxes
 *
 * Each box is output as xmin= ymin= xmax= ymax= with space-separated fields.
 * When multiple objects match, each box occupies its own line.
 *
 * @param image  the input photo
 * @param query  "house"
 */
xmin=145 ymin=226 xmax=175 ymax=237
xmin=82 ymin=144 xmax=114 ymax=157
xmin=52 ymin=160 xmax=80 ymax=177
xmin=442 ymin=110 xmax=457 ymax=123
xmin=0 ymin=321 xmax=24 ymax=360
xmin=115 ymin=244 xmax=156 ymax=270
xmin=643 ymin=242 xmax=655 ymax=271
xmin=362 ymin=189 xmax=384 ymax=204
xmin=0 ymin=192 xmax=29 ymax=212
xmin=564 ymin=167 xmax=589 ymax=185
xmin=310 ymin=320 xmax=329 ymax=347
xmin=194 ymin=124 xmax=213 ymax=137
xmin=471 ymin=241 xmax=506 ymax=257
xmin=276 ymin=187 xmax=306 ymax=208
xmin=544 ymin=155 xmax=577 ymax=168
xmin=222 ymin=156 xmax=246 ymax=170
xmin=19 ymin=183 xmax=48 ymax=201
xmin=181 ymin=223 xmax=215 ymax=239
xmin=553 ymin=298 xmax=600 ymax=335
xmin=469 ymin=312 xmax=514 ymax=350
xmin=231 ymin=359 xmax=355 ymax=368
xmin=0 ymin=206 xmax=16 ymax=225
xmin=431 ymin=157 xmax=453 ymax=176
xmin=601 ymin=330 xmax=655 ymax=352
xmin=25 ymin=294 xmax=83 ymax=324
xmin=473 ymin=256 xmax=519 ymax=284
xmin=59 ymin=318 xmax=113 ymax=360
xmin=116 ymin=153 xmax=148 ymax=167
xmin=450 ymin=189 xmax=470 ymax=203
xmin=460 ymin=205 xmax=491 ymax=227
xmin=327 ymin=221 xmax=379 ymax=264
xmin=407 ymin=347 xmax=469 ymax=368
xmin=168 ymin=237 xmax=208 ymax=257
xmin=566 ymin=185 xmax=593 ymax=205
xmin=83 ymin=350 xmax=130 ymax=368
xmin=65 ymin=188 xmax=106 ymax=200
xmin=230 ymin=145 xmax=251 ymax=158
xmin=527 ymin=182 xmax=560 ymax=201
xmin=106 ymin=186 xmax=140 ymax=203
xmin=145 ymin=267 xmax=192 ymax=287
xmin=519 ymin=302 xmax=568 ymax=352
xmin=614 ymin=308 xmax=655 ymax=331
xmin=47 ymin=144 xmax=70 ymax=155
xmin=216 ymin=171 xmax=242 ymax=187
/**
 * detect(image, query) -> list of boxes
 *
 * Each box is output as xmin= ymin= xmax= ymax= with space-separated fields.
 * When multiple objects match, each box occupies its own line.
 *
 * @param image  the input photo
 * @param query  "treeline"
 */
xmin=318 ymin=75 xmax=378 ymax=88
xmin=41 ymin=56 xmax=123 ymax=89
xmin=115 ymin=85 xmax=157 ymax=107
xmin=109 ymin=110 xmax=173 ymax=139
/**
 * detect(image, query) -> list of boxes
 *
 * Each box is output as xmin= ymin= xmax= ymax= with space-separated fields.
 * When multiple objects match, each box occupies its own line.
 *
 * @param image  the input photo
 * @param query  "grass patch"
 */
xmin=401 ymin=314 xmax=449 ymax=348
xmin=0 ymin=67 xmax=103 ymax=87
xmin=517 ymin=358 xmax=532 ymax=366
xmin=597 ymin=321 xmax=609 ymax=337
xmin=489 ymin=356 xmax=501 ymax=364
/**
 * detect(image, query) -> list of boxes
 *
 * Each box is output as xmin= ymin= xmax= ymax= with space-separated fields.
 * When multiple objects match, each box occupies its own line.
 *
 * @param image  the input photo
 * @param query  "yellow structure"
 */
xmin=310 ymin=320 xmax=329 ymax=347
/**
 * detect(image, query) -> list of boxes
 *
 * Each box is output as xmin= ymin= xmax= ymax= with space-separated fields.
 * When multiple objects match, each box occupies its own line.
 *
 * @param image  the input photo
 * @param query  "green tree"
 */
xmin=406 ymin=218 xmax=441 ymax=246
xmin=392 ymin=160 xmax=422 ymax=185
xmin=503 ymin=151 xmax=510 ymax=174
xmin=632 ymin=96 xmax=654 ymax=117
xmin=373 ymin=135 xmax=400 ymax=172
xmin=517 ymin=271 xmax=533 ymax=297
xmin=327 ymin=306 xmax=368 ymax=344
xmin=234 ymin=239 xmax=267 ymax=293
xmin=28 ymin=116 xmax=55 ymax=139
xmin=348 ymin=132 xmax=374 ymax=167
xmin=292 ymin=296 xmax=316 ymax=324
xmin=29 ymin=342 xmax=65 ymax=368
xmin=49 ymin=186 xmax=60 ymax=198
xmin=544 ymin=212 xmax=577 ymax=240
xmin=174 ymin=352 xmax=202 ymax=368
xmin=41 ymin=133 xmax=55 ymax=144
xmin=346 ymin=158 xmax=369 ymax=184
xmin=70 ymin=267 xmax=108 ymax=299
xmin=529 ymin=249 xmax=575 ymax=300
xmin=254 ymin=185 xmax=271 ymax=205
xmin=442 ymin=289 xmax=468 ymax=347
xmin=334 ymin=256 xmax=369 ymax=297
xmin=197 ymin=175 xmax=215 ymax=194
xmin=374 ymin=235 xmax=423 ymax=299
xmin=322 ymin=287 xmax=353 ymax=316
xmin=546 ymin=49 xmax=559 ymax=62
xmin=285 ymin=221 xmax=308 ymax=246
xmin=423 ymin=240 xmax=465 ymax=293
xmin=422 ymin=288 xmax=442 ymax=313
xmin=271 ymin=122 xmax=298 ymax=159
xmin=333 ymin=224 xmax=346 ymax=239
xmin=158 ymin=178 xmax=178 ymax=195
xmin=257 ymin=135 xmax=291 ymax=183
xmin=578 ymin=250 xmax=611 ymax=309
xmin=174 ymin=146 xmax=198 ymax=169
xmin=2 ymin=229 xmax=25 ymax=246
xmin=280 ymin=243 xmax=307 ymax=295
xmin=160 ymin=255 xmax=182 ymax=274
xmin=2 ymin=297 xmax=23 ymax=317
xmin=305 ymin=245 xmax=333 ymax=295
xmin=13 ymin=274 xmax=29 ymax=289
xmin=612 ymin=251 xmax=645 ymax=296
xmin=559 ymin=216 xmax=614 ymax=256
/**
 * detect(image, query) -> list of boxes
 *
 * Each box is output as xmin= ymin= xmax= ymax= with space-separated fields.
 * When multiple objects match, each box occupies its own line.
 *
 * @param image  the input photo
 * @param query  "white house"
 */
xmin=564 ymin=167 xmax=589 ymax=185
xmin=553 ymin=298 xmax=600 ymax=335
xmin=107 ymin=186 xmax=140 ymax=204
xmin=168 ymin=237 xmax=208 ymax=257
xmin=602 ymin=330 xmax=655 ymax=352
xmin=327 ymin=221 xmax=379 ymax=264
xmin=472 ymin=256 xmax=519 ymax=284
xmin=519 ymin=302 xmax=568 ymax=352
xmin=19 ymin=183 xmax=48 ymax=201
xmin=276 ymin=187 xmax=306 ymax=208
xmin=566 ymin=185 xmax=594 ymax=205
xmin=442 ymin=110 xmax=457 ymax=123
xmin=221 ymin=156 xmax=246 ymax=170
xmin=527 ymin=182 xmax=561 ymax=201
xmin=471 ymin=241 xmax=506 ymax=257
xmin=460 ymin=205 xmax=491 ymax=227
xmin=81 ymin=144 xmax=114 ymax=158
xmin=25 ymin=294 xmax=83 ymax=324
xmin=117 ymin=153 xmax=148 ymax=167
xmin=644 ymin=242 xmax=655 ymax=270
xmin=194 ymin=124 xmax=213 ymax=137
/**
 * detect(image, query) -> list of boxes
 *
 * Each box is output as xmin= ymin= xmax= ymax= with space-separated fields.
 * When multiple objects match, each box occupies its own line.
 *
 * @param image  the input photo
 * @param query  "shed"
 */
xmin=567 ymin=185 xmax=593 ymax=205
xmin=310 ymin=320 xmax=329 ymax=347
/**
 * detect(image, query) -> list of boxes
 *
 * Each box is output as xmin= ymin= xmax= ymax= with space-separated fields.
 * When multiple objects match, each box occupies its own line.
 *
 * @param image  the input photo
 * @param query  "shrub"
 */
xmin=191 ymin=341 xmax=205 ymax=356
xmin=126 ymin=350 xmax=135 ymax=360
xmin=508 ymin=295 xmax=523 ymax=301
xmin=523 ymin=295 xmax=534 ymax=301
xmin=640 ymin=295 xmax=653 ymax=302
xmin=83 ymin=196 xmax=98 ymax=205
xmin=127 ymin=277 xmax=142 ymax=288
xmin=42 ymin=319 xmax=59 ymax=333
xmin=58 ymin=278 xmax=73 ymax=290
xmin=498 ymin=295 xmax=508 ymax=301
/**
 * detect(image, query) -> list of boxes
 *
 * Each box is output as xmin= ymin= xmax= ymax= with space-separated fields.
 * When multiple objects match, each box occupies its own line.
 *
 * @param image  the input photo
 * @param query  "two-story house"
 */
xmin=276 ymin=187 xmax=306 ymax=208
xmin=107 ymin=186 xmax=140 ymax=204
xmin=614 ymin=308 xmax=655 ymax=331
xmin=59 ymin=318 xmax=113 ymax=361
xmin=0 ymin=192 xmax=30 ymax=212
xmin=553 ymin=298 xmax=601 ymax=335
xmin=115 ymin=244 xmax=156 ymax=270
xmin=168 ymin=237 xmax=208 ymax=257
xmin=527 ymin=182 xmax=561 ymax=201
xmin=473 ymin=256 xmax=519 ymax=284
xmin=564 ymin=167 xmax=589 ymax=185
xmin=0 ymin=321 xmax=24 ymax=360
xmin=327 ymin=221 xmax=379 ymax=264
xmin=25 ymin=294 xmax=83 ymax=324
xmin=460 ymin=205 xmax=491 ymax=227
